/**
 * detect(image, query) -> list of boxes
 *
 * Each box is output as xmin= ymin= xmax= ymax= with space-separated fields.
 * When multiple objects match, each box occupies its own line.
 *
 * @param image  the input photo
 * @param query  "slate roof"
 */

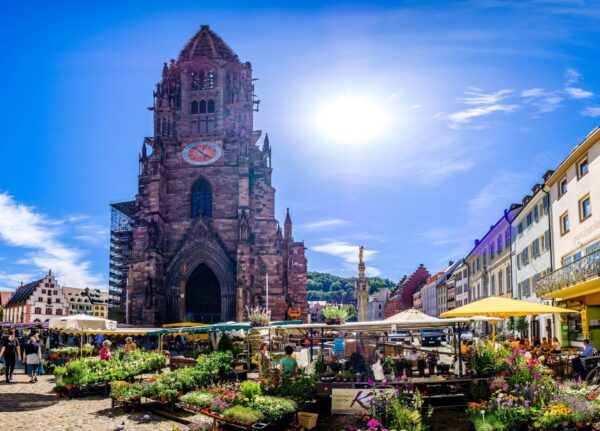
xmin=6 ymin=278 xmax=43 ymax=307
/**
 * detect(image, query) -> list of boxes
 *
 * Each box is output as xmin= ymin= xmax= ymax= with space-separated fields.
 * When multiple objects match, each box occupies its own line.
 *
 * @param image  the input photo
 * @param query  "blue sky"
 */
xmin=1 ymin=1 xmax=600 ymax=290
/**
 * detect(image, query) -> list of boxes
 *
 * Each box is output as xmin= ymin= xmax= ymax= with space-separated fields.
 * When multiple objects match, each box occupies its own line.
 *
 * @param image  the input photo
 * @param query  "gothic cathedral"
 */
xmin=126 ymin=26 xmax=308 ymax=325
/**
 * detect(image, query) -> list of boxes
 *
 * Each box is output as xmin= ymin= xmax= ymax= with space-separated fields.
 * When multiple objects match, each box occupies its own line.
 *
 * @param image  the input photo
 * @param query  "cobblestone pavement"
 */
xmin=0 ymin=371 xmax=207 ymax=431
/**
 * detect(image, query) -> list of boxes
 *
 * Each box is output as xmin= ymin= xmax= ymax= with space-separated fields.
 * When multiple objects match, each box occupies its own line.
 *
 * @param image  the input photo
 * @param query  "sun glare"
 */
xmin=314 ymin=95 xmax=390 ymax=143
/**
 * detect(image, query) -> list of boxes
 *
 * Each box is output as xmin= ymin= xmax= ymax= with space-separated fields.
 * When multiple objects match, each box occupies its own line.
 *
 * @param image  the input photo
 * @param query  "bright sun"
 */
xmin=314 ymin=95 xmax=390 ymax=143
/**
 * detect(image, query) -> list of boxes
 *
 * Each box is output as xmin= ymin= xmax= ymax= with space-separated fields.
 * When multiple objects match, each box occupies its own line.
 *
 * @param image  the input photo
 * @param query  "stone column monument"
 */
xmin=355 ymin=245 xmax=370 ymax=322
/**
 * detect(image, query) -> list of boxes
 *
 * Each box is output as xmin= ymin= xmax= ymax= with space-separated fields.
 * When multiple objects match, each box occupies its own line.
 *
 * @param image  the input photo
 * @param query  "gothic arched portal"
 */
xmin=185 ymin=263 xmax=221 ymax=323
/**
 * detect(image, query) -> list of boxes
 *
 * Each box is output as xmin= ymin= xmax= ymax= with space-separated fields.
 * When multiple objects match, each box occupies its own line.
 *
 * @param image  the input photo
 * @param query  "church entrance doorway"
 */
xmin=185 ymin=263 xmax=221 ymax=323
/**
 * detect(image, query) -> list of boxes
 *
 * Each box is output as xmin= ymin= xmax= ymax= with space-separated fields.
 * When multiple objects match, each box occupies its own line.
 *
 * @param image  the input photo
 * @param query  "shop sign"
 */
xmin=331 ymin=388 xmax=394 ymax=414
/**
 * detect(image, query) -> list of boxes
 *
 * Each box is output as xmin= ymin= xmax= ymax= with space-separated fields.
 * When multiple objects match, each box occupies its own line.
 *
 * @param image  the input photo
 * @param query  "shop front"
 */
xmin=536 ymin=251 xmax=600 ymax=349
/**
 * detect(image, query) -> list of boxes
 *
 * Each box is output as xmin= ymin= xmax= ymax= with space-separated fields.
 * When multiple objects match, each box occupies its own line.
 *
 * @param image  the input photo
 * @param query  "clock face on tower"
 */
xmin=182 ymin=141 xmax=223 ymax=166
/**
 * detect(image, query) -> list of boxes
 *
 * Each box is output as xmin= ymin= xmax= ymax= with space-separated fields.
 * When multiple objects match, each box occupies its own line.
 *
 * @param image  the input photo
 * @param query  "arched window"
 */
xmin=191 ymin=100 xmax=199 ymax=114
xmin=208 ymin=99 xmax=215 ymax=113
xmin=191 ymin=178 xmax=212 ymax=218
xmin=199 ymin=100 xmax=207 ymax=114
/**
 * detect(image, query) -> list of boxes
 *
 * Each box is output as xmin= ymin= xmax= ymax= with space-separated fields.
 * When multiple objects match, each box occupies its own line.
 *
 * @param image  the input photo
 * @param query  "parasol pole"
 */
xmin=492 ymin=320 xmax=497 ymax=344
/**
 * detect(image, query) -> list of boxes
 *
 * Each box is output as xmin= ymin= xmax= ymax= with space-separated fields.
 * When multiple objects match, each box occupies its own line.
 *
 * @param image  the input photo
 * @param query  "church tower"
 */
xmin=125 ymin=26 xmax=308 ymax=325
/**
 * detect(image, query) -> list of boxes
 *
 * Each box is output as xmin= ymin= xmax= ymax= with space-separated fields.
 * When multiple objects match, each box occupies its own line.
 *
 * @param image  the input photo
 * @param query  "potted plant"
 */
xmin=401 ymin=358 xmax=413 ymax=378
xmin=345 ymin=352 xmax=368 ymax=381
xmin=382 ymin=356 xmax=395 ymax=380
xmin=321 ymin=304 xmax=349 ymax=325
xmin=246 ymin=306 xmax=271 ymax=327
xmin=426 ymin=353 xmax=438 ymax=376
xmin=437 ymin=363 xmax=451 ymax=375
xmin=393 ymin=357 xmax=404 ymax=377
xmin=417 ymin=358 xmax=427 ymax=377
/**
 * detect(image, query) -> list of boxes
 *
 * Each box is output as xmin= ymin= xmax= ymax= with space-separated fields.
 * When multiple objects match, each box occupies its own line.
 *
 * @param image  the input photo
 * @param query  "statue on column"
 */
xmin=355 ymin=245 xmax=370 ymax=322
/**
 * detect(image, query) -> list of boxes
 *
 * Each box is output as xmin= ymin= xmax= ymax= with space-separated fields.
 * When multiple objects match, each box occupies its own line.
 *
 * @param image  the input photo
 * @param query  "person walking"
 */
xmin=23 ymin=336 xmax=41 ymax=383
xmin=0 ymin=330 xmax=22 ymax=383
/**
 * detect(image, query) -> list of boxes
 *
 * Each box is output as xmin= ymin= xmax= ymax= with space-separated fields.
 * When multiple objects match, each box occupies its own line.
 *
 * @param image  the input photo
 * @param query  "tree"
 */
xmin=345 ymin=304 xmax=358 ymax=322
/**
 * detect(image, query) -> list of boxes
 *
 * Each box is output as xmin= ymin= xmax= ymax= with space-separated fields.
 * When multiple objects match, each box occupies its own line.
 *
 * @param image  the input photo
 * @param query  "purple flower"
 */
xmin=367 ymin=419 xmax=382 ymax=429
xmin=382 ymin=381 xmax=389 ymax=387
xmin=534 ymin=373 xmax=542 ymax=379
xmin=367 ymin=378 xmax=375 ymax=386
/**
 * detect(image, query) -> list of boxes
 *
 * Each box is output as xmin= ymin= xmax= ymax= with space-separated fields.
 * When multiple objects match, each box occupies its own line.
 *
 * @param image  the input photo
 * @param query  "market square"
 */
xmin=2 ymin=2 xmax=600 ymax=431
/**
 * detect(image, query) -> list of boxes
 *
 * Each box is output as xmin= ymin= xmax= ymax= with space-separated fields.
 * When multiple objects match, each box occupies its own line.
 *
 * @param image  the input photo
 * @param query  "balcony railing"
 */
xmin=535 ymin=248 xmax=600 ymax=298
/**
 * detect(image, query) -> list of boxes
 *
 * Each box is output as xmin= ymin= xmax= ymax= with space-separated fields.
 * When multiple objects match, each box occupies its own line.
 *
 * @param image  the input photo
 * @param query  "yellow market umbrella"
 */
xmin=440 ymin=296 xmax=577 ymax=342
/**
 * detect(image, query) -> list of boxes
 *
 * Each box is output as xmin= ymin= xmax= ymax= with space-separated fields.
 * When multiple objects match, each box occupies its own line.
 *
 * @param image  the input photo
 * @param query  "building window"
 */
xmin=505 ymin=229 xmax=510 ymax=245
xmin=559 ymin=176 xmax=567 ymax=197
xmin=578 ymin=156 xmax=589 ymax=179
xmin=498 ymin=270 xmax=503 ymax=294
xmin=497 ymin=236 xmax=503 ymax=253
xmin=199 ymin=100 xmax=207 ymax=114
xmin=34 ymin=307 xmax=42 ymax=314
xmin=207 ymin=99 xmax=215 ymax=113
xmin=579 ymin=195 xmax=592 ymax=221
xmin=55 ymin=298 xmax=60 ymax=303
xmin=191 ymin=100 xmax=199 ymax=114
xmin=191 ymin=178 xmax=212 ymax=218
xmin=490 ymin=244 xmax=495 ymax=260
xmin=56 ymin=309 xmax=62 ymax=315
xmin=491 ymin=274 xmax=496 ymax=296
xmin=560 ymin=212 xmax=570 ymax=235
xmin=45 ymin=308 xmax=52 ymax=315
xmin=506 ymin=266 xmax=512 ymax=291
xmin=42 ymin=289 xmax=46 ymax=294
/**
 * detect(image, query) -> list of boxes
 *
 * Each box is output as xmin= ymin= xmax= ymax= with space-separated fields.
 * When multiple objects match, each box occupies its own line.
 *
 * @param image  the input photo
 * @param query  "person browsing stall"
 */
xmin=99 ymin=340 xmax=112 ymax=361
xmin=279 ymin=345 xmax=299 ymax=376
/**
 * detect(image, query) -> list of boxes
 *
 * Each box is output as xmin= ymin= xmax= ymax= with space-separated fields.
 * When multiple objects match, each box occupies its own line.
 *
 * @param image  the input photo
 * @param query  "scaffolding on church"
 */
xmin=109 ymin=200 xmax=135 ymax=320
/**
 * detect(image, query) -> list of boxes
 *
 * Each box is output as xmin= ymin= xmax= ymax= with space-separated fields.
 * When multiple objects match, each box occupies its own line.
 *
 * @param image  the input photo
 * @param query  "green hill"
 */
xmin=306 ymin=271 xmax=396 ymax=303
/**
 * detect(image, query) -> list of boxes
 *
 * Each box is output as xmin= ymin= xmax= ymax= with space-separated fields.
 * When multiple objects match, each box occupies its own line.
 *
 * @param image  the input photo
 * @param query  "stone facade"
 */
xmin=126 ymin=26 xmax=307 ymax=325
xmin=368 ymin=288 xmax=390 ymax=321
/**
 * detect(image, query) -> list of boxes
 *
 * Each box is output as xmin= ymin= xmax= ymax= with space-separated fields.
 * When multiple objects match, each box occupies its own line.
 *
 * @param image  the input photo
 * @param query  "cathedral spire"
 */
xmin=178 ymin=25 xmax=238 ymax=62
xmin=284 ymin=208 xmax=292 ymax=241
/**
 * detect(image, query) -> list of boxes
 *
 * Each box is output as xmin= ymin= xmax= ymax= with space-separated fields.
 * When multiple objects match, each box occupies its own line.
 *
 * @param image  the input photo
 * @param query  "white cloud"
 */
xmin=565 ymin=68 xmax=582 ymax=86
xmin=0 ymin=271 xmax=36 ymax=289
xmin=297 ymin=219 xmax=351 ymax=232
xmin=521 ymin=88 xmax=564 ymax=113
xmin=0 ymin=192 xmax=104 ymax=289
xmin=565 ymin=87 xmax=593 ymax=99
xmin=311 ymin=241 xmax=380 ymax=277
xmin=447 ymin=88 xmax=518 ymax=125
xmin=563 ymin=68 xmax=593 ymax=99
xmin=582 ymin=106 xmax=600 ymax=117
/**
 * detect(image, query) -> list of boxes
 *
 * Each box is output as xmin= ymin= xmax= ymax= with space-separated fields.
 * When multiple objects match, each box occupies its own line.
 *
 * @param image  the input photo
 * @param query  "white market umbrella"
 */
xmin=49 ymin=314 xmax=117 ymax=356
xmin=384 ymin=308 xmax=438 ymax=322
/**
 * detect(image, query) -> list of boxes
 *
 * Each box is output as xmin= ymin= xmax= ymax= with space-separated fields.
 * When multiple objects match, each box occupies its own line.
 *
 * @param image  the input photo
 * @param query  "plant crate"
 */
xmin=297 ymin=412 xmax=318 ymax=430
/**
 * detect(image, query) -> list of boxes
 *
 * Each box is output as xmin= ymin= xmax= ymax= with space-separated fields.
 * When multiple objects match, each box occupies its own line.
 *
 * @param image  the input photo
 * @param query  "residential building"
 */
xmin=412 ymin=289 xmax=423 ymax=311
xmin=3 ymin=271 xmax=69 ymax=323
xmin=511 ymin=180 xmax=554 ymax=341
xmin=535 ymin=127 xmax=600 ymax=349
xmin=308 ymin=301 xmax=327 ymax=323
xmin=368 ymin=288 xmax=390 ymax=320
xmin=449 ymin=259 xmax=469 ymax=308
xmin=435 ymin=261 xmax=461 ymax=317
xmin=384 ymin=264 xmax=430 ymax=317
xmin=421 ymin=273 xmax=442 ymax=318
xmin=63 ymin=287 xmax=109 ymax=318
xmin=467 ymin=204 xmax=522 ymax=304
